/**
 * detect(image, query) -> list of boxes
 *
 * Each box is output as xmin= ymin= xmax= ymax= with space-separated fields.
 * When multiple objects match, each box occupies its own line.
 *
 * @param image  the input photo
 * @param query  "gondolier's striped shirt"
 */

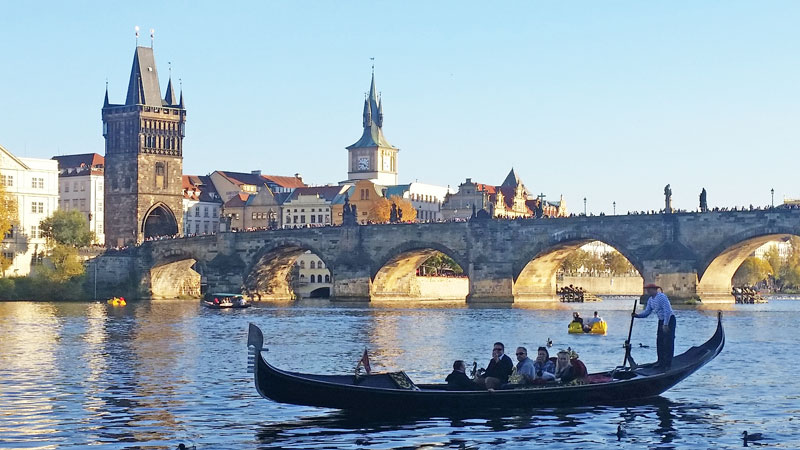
xmin=636 ymin=292 xmax=674 ymax=323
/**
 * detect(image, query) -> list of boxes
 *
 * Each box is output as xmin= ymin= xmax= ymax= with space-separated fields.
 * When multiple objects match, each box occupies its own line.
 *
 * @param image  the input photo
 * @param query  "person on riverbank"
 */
xmin=633 ymin=283 xmax=676 ymax=370
xmin=445 ymin=360 xmax=475 ymax=390
xmin=475 ymin=342 xmax=513 ymax=389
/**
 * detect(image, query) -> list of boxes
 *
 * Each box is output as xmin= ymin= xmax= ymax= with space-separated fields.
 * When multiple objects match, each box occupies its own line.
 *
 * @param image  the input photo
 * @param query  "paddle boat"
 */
xmin=107 ymin=297 xmax=126 ymax=306
xmin=569 ymin=320 xmax=607 ymax=334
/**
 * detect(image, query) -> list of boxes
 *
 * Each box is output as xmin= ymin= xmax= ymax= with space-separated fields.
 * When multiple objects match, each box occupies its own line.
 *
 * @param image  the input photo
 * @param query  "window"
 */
xmin=30 ymin=225 xmax=40 ymax=239
xmin=97 ymin=224 xmax=103 ymax=233
xmin=204 ymin=222 xmax=209 ymax=234
xmin=0 ymin=175 xmax=12 ymax=187
xmin=310 ymin=215 xmax=316 ymax=224
xmin=318 ymin=261 xmax=324 ymax=269
xmin=212 ymin=207 xmax=217 ymax=217
xmin=310 ymin=275 xmax=316 ymax=283
xmin=63 ymin=200 xmax=69 ymax=210
xmin=2 ymin=251 xmax=13 ymax=260
xmin=204 ymin=207 xmax=209 ymax=217
xmin=73 ymin=182 xmax=78 ymax=192
xmin=65 ymin=182 xmax=69 ymax=192
xmin=72 ymin=199 xmax=78 ymax=207
xmin=32 ymin=177 xmax=44 ymax=189
xmin=31 ymin=202 xmax=44 ymax=214
xmin=310 ymin=261 xmax=316 ymax=269
xmin=98 ymin=203 xmax=103 ymax=212
xmin=195 ymin=207 xmax=200 ymax=217
xmin=4 ymin=225 xmax=13 ymax=239
xmin=325 ymin=275 xmax=330 ymax=283
xmin=194 ymin=223 xmax=200 ymax=234
xmin=155 ymin=163 xmax=166 ymax=189
xmin=318 ymin=214 xmax=323 ymax=223
xmin=300 ymin=215 xmax=306 ymax=224
xmin=286 ymin=216 xmax=292 ymax=224
xmin=299 ymin=261 xmax=305 ymax=268
xmin=80 ymin=198 xmax=86 ymax=209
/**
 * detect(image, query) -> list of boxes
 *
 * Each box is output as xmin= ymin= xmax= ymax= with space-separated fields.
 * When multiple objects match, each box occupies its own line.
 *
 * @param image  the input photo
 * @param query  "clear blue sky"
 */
xmin=1 ymin=2 xmax=798 ymax=214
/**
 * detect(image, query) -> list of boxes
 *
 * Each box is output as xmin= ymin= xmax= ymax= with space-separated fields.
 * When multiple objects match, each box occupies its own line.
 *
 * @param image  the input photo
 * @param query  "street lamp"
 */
xmin=613 ymin=201 xmax=616 ymax=215
xmin=583 ymin=197 xmax=587 ymax=216
xmin=771 ymin=188 xmax=775 ymax=208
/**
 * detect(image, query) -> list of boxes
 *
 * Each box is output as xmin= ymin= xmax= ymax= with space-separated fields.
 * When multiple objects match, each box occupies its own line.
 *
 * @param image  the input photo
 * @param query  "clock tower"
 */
xmin=345 ymin=71 xmax=398 ymax=185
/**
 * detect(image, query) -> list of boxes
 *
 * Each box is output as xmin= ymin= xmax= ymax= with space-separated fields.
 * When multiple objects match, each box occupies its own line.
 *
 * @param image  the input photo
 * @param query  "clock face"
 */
xmin=383 ymin=157 xmax=390 ymax=171
xmin=358 ymin=157 xmax=369 ymax=170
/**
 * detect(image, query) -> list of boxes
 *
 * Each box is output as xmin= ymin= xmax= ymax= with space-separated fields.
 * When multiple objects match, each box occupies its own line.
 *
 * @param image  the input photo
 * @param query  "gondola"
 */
xmin=246 ymin=312 xmax=724 ymax=412
xmin=202 ymin=293 xmax=250 ymax=309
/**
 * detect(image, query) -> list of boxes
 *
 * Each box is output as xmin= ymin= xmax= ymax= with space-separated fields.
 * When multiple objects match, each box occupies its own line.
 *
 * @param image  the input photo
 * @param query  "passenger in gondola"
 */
xmin=475 ymin=342 xmax=514 ymax=390
xmin=555 ymin=350 xmax=576 ymax=384
xmin=533 ymin=347 xmax=556 ymax=381
xmin=501 ymin=347 xmax=536 ymax=389
xmin=445 ymin=360 xmax=476 ymax=391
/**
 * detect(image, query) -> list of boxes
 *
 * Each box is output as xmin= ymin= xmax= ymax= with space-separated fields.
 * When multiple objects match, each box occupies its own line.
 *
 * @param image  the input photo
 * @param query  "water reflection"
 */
xmin=0 ymin=299 xmax=798 ymax=448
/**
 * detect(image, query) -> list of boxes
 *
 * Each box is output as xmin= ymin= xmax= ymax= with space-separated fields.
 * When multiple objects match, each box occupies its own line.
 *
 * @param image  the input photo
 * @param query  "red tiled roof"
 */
xmin=224 ymin=193 xmax=251 ymax=207
xmin=52 ymin=153 xmax=104 ymax=169
xmin=262 ymin=175 xmax=306 ymax=189
xmin=475 ymin=183 xmax=496 ymax=194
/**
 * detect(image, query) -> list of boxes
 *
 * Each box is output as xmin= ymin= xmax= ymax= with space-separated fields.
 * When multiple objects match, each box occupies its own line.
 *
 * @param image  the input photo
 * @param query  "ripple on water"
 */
xmin=0 ymin=299 xmax=798 ymax=449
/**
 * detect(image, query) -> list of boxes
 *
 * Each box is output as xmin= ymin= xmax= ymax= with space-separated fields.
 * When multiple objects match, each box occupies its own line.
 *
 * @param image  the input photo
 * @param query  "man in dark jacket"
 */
xmin=445 ymin=360 xmax=475 ymax=390
xmin=476 ymin=342 xmax=514 ymax=389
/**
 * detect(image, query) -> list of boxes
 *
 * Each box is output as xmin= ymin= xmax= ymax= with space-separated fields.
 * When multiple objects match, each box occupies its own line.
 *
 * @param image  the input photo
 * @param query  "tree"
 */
xmin=367 ymin=195 xmax=418 ymax=223
xmin=603 ymin=251 xmax=635 ymax=275
xmin=762 ymin=245 xmax=783 ymax=277
xmin=420 ymin=252 xmax=463 ymax=276
xmin=39 ymin=210 xmax=93 ymax=247
xmin=39 ymin=244 xmax=85 ymax=281
xmin=733 ymin=257 xmax=772 ymax=286
xmin=0 ymin=182 xmax=17 ymax=277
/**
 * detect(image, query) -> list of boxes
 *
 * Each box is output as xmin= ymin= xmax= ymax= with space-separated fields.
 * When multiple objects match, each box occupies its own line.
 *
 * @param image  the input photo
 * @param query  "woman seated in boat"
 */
xmin=555 ymin=350 xmax=577 ymax=384
xmin=533 ymin=347 xmax=556 ymax=381
xmin=445 ymin=360 xmax=477 ymax=391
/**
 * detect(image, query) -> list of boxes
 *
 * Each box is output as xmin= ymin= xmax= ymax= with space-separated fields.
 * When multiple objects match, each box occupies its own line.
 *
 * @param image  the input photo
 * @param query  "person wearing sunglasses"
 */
xmin=475 ymin=342 xmax=513 ymax=390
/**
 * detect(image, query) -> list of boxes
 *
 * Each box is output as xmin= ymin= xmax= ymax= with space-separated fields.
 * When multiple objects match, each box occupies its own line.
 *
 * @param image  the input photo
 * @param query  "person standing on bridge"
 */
xmin=632 ymin=283 xmax=676 ymax=370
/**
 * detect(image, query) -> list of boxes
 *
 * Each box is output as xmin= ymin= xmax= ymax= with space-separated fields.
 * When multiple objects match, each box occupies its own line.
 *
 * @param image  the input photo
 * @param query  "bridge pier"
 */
xmin=467 ymin=261 xmax=514 ymax=303
xmin=331 ymin=266 xmax=372 ymax=302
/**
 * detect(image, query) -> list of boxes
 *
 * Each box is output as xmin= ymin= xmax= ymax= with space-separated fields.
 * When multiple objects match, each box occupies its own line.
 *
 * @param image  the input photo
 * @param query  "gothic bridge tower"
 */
xmin=345 ymin=70 xmax=399 ymax=185
xmin=102 ymin=45 xmax=186 ymax=247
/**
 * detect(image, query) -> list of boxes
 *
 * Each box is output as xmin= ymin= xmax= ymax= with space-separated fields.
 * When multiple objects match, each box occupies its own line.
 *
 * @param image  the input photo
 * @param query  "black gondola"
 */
xmin=246 ymin=313 xmax=724 ymax=412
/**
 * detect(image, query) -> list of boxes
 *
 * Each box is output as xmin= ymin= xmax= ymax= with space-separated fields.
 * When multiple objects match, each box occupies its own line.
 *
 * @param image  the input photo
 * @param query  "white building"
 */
xmin=52 ymin=153 xmax=105 ymax=245
xmin=183 ymin=175 xmax=223 ymax=236
xmin=754 ymin=239 xmax=792 ymax=260
xmin=1 ymin=144 xmax=59 ymax=276
xmin=281 ymin=185 xmax=348 ymax=229
xmin=292 ymin=251 xmax=331 ymax=298
xmin=384 ymin=182 xmax=456 ymax=222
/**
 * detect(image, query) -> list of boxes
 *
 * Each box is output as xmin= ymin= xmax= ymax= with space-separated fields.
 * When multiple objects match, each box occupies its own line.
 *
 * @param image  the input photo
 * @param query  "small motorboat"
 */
xmin=202 ymin=293 xmax=250 ymax=309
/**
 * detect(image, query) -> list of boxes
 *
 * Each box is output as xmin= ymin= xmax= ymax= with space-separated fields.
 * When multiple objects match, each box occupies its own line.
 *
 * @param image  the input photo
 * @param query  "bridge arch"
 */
xmin=148 ymin=248 xmax=205 ymax=299
xmin=243 ymin=240 xmax=333 ymax=301
xmin=142 ymin=202 xmax=179 ymax=239
xmin=513 ymin=235 xmax=643 ymax=302
xmin=697 ymin=227 xmax=800 ymax=301
xmin=371 ymin=241 xmax=469 ymax=301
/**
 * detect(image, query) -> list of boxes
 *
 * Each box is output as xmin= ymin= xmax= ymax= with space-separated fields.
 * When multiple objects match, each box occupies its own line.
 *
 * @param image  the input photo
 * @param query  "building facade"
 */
xmin=344 ymin=72 xmax=399 ymax=186
xmin=52 ymin=153 xmax=105 ymax=244
xmin=292 ymin=251 xmax=332 ymax=298
xmin=222 ymin=189 xmax=281 ymax=231
xmin=281 ymin=186 xmax=347 ymax=228
xmin=102 ymin=45 xmax=186 ymax=247
xmin=384 ymin=182 xmax=455 ymax=222
xmin=1 ymin=145 xmax=59 ymax=276
xmin=182 ymin=175 xmax=223 ymax=236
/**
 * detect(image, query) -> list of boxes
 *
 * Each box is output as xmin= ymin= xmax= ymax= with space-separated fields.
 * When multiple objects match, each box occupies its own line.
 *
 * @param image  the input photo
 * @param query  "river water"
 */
xmin=0 ymin=298 xmax=796 ymax=449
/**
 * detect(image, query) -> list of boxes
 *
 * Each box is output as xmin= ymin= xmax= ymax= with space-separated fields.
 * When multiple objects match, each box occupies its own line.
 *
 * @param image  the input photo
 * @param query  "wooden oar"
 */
xmin=622 ymin=296 xmax=638 ymax=368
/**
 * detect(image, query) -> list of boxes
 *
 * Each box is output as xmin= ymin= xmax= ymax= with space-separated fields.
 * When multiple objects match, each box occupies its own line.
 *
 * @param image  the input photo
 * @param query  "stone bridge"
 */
xmin=89 ymin=209 xmax=800 ymax=303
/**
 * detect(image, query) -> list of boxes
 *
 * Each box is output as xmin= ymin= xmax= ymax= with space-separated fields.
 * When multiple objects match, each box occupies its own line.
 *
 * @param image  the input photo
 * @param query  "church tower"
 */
xmin=345 ymin=71 xmax=399 ymax=185
xmin=102 ymin=45 xmax=186 ymax=247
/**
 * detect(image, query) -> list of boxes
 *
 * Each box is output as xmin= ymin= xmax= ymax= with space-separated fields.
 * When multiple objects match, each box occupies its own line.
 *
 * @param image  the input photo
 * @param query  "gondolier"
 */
xmin=633 ymin=283 xmax=676 ymax=370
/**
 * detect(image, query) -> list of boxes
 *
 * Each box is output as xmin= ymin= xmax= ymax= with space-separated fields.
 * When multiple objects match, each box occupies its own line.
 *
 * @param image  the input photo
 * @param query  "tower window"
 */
xmin=155 ymin=163 xmax=166 ymax=189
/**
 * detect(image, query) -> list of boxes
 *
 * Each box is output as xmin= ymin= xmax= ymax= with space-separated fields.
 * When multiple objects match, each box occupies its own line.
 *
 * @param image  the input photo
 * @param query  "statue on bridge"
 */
xmin=664 ymin=184 xmax=673 ymax=214
xmin=390 ymin=203 xmax=398 ymax=223
xmin=342 ymin=194 xmax=358 ymax=226
xmin=699 ymin=188 xmax=708 ymax=212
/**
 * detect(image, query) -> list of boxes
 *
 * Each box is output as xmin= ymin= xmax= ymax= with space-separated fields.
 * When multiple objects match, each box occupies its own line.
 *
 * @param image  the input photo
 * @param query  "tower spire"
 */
xmin=164 ymin=63 xmax=176 ymax=106
xmin=104 ymin=80 xmax=109 ymax=107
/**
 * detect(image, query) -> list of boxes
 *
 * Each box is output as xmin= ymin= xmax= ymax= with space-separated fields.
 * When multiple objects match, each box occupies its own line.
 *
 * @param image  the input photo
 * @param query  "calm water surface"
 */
xmin=0 ymin=298 xmax=797 ymax=449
